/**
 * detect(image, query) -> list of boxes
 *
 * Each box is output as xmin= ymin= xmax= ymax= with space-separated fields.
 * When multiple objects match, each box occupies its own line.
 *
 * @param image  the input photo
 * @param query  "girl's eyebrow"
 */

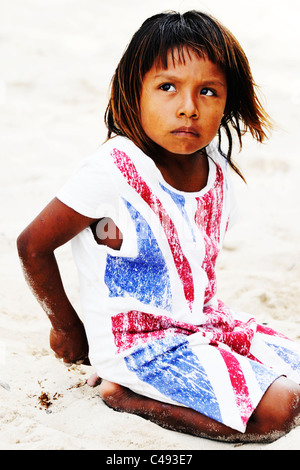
xmin=153 ymin=72 xmax=226 ymax=88
xmin=201 ymin=80 xmax=227 ymax=88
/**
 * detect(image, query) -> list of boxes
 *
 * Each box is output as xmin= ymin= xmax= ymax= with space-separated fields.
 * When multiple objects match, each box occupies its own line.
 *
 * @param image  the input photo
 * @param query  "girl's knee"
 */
xmin=251 ymin=377 xmax=300 ymax=439
xmin=271 ymin=378 xmax=300 ymax=426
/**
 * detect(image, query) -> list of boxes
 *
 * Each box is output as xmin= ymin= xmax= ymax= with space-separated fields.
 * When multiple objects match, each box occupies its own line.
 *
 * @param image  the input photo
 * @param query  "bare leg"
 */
xmin=98 ymin=377 xmax=300 ymax=443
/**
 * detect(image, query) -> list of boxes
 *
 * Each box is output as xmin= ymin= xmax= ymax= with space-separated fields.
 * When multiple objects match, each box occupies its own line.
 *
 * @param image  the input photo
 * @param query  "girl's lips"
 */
xmin=171 ymin=127 xmax=200 ymax=137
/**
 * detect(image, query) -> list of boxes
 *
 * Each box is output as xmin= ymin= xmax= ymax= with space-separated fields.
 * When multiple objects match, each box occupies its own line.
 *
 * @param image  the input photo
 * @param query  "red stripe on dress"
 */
xmin=218 ymin=347 xmax=254 ymax=428
xmin=112 ymin=310 xmax=206 ymax=353
xmin=256 ymin=323 xmax=289 ymax=340
xmin=194 ymin=166 xmax=224 ymax=303
xmin=111 ymin=148 xmax=194 ymax=311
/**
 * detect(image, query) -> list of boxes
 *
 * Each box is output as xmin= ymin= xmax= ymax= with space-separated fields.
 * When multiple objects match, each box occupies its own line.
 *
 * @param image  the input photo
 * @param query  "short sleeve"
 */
xmin=56 ymin=144 xmax=119 ymax=219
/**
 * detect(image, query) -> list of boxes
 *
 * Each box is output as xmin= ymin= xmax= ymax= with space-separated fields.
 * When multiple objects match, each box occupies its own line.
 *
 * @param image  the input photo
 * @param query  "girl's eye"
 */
xmin=201 ymin=88 xmax=215 ymax=96
xmin=160 ymin=83 xmax=176 ymax=92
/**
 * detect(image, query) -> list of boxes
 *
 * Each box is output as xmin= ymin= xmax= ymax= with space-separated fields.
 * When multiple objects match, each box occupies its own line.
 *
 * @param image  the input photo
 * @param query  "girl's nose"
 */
xmin=178 ymin=93 xmax=199 ymax=119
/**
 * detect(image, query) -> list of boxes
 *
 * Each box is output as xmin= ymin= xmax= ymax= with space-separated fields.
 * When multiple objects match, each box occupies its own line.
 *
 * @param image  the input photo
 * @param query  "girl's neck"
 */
xmin=154 ymin=149 xmax=209 ymax=193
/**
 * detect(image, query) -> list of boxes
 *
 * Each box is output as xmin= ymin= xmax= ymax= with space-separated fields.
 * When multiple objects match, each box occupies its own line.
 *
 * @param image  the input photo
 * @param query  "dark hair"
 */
xmin=105 ymin=10 xmax=272 ymax=180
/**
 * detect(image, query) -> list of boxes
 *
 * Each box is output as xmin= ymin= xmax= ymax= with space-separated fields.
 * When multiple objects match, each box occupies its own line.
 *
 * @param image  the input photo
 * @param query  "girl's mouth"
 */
xmin=171 ymin=126 xmax=200 ymax=137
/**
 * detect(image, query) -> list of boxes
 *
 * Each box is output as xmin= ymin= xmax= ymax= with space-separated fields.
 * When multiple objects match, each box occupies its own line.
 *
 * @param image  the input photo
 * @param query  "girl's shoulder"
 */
xmin=63 ymin=136 xmax=137 ymax=181
xmin=206 ymin=139 xmax=240 ymax=228
xmin=78 ymin=135 xmax=132 ymax=165
xmin=56 ymin=136 xmax=134 ymax=219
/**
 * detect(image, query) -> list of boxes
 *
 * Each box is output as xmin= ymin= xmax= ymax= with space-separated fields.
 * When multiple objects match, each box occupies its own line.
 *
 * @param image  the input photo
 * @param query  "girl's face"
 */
xmin=140 ymin=49 xmax=227 ymax=161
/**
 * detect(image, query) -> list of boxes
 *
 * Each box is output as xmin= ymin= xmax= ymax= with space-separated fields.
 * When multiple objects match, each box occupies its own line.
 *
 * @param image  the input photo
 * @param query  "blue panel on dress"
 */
xmin=125 ymin=335 xmax=222 ymax=423
xmin=248 ymin=358 xmax=279 ymax=392
xmin=266 ymin=342 xmax=300 ymax=372
xmin=104 ymin=199 xmax=172 ymax=310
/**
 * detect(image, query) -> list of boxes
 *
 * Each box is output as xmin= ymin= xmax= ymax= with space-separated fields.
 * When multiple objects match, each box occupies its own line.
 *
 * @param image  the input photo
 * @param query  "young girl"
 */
xmin=17 ymin=11 xmax=300 ymax=443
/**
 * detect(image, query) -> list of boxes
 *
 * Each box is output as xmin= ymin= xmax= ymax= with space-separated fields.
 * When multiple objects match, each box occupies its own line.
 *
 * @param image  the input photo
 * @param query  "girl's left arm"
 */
xmin=17 ymin=197 xmax=98 ymax=364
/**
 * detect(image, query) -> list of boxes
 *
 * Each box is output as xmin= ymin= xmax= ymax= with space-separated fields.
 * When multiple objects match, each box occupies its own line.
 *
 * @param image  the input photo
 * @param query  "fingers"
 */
xmin=54 ymin=353 xmax=71 ymax=367
xmin=54 ymin=353 xmax=88 ymax=367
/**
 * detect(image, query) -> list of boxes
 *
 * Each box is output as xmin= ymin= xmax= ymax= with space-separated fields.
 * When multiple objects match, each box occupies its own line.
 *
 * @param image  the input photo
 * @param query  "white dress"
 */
xmin=57 ymin=136 xmax=300 ymax=433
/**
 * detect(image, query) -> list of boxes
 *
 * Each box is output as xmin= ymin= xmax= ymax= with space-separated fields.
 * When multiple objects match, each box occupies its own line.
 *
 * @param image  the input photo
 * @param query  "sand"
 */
xmin=1 ymin=0 xmax=300 ymax=450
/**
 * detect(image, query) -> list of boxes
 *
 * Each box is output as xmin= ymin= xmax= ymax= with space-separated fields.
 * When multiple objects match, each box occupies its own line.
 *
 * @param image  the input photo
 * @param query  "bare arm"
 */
xmin=17 ymin=197 xmax=98 ymax=364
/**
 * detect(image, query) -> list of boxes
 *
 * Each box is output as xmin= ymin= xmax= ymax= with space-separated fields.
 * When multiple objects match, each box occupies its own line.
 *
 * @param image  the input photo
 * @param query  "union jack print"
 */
xmin=59 ymin=136 xmax=300 ymax=434
xmin=104 ymin=142 xmax=300 ymax=433
xmin=111 ymin=148 xmax=195 ymax=311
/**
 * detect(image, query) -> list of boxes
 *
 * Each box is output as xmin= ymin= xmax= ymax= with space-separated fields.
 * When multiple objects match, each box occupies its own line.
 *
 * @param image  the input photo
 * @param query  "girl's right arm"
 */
xmin=17 ymin=197 xmax=98 ymax=365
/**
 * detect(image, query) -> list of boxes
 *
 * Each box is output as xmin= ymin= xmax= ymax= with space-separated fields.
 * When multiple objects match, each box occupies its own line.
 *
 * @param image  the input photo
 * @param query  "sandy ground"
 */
xmin=1 ymin=0 xmax=300 ymax=450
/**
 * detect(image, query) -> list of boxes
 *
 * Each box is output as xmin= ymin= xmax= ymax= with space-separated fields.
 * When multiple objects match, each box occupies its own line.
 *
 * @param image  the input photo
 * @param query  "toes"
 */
xmin=87 ymin=373 xmax=102 ymax=387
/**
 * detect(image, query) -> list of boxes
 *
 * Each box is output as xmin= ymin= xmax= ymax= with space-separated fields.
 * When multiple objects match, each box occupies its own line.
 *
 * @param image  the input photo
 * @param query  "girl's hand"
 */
xmin=50 ymin=322 xmax=90 ymax=366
